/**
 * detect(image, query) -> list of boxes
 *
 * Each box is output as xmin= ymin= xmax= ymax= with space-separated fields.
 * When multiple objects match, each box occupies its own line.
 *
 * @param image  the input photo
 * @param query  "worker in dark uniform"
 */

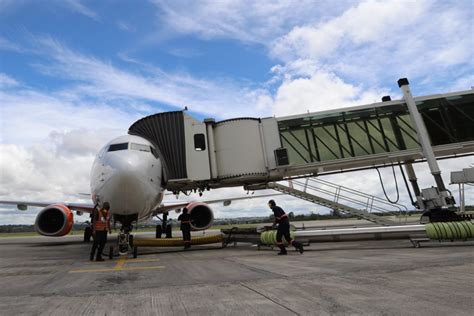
xmin=90 ymin=202 xmax=111 ymax=261
xmin=178 ymin=208 xmax=192 ymax=249
xmin=268 ymin=200 xmax=304 ymax=255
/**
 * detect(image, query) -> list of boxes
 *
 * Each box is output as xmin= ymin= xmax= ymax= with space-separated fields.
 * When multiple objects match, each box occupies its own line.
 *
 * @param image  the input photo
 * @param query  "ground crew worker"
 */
xmin=178 ymin=208 xmax=192 ymax=249
xmin=268 ymin=200 xmax=304 ymax=255
xmin=90 ymin=202 xmax=111 ymax=261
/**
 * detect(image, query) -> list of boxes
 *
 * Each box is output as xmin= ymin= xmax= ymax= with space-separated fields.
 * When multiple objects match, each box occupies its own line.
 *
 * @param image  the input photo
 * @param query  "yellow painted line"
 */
xmin=119 ymin=266 xmax=166 ymax=271
xmin=70 ymin=268 xmax=119 ymax=273
xmin=128 ymin=258 xmax=160 ymax=263
xmin=69 ymin=256 xmax=164 ymax=273
xmin=85 ymin=258 xmax=160 ymax=264
xmin=114 ymin=257 xmax=127 ymax=270
xmin=69 ymin=266 xmax=166 ymax=273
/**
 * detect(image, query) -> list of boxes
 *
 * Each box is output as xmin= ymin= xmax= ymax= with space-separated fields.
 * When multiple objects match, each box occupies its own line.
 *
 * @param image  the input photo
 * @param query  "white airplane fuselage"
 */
xmin=90 ymin=135 xmax=164 ymax=221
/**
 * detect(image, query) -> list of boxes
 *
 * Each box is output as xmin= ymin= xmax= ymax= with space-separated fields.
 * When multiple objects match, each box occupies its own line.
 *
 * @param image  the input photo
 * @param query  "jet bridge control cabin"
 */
xmin=128 ymin=86 xmax=474 ymax=194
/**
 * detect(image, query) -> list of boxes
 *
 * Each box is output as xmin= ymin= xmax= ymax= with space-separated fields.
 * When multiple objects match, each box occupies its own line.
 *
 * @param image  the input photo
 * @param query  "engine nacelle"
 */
xmin=35 ymin=204 xmax=74 ymax=236
xmin=186 ymin=202 xmax=214 ymax=231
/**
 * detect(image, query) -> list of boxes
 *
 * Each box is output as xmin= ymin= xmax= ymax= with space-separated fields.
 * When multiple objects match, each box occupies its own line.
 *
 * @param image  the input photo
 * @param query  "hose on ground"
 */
xmin=133 ymin=234 xmax=223 ymax=247
xmin=425 ymin=221 xmax=474 ymax=240
xmin=260 ymin=230 xmax=295 ymax=245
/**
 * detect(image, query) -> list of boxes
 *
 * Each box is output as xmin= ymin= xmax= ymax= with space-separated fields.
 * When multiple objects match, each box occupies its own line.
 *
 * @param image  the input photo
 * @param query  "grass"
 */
xmin=0 ymin=232 xmax=40 ymax=238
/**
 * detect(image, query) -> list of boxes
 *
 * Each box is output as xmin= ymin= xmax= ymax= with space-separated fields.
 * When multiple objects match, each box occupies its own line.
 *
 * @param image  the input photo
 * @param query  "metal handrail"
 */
xmin=312 ymin=177 xmax=407 ymax=211
xmin=273 ymin=182 xmax=394 ymax=225
xmin=287 ymin=177 xmax=408 ymax=223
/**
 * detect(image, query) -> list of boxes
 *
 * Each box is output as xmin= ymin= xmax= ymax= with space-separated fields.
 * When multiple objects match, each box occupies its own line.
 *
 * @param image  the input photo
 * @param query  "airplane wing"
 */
xmin=152 ymin=193 xmax=281 ymax=215
xmin=0 ymin=200 xmax=95 ymax=213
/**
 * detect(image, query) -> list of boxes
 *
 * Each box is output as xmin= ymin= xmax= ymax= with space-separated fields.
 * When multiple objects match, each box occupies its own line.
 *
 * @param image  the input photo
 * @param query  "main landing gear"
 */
xmin=83 ymin=224 xmax=92 ymax=243
xmin=156 ymin=211 xmax=172 ymax=239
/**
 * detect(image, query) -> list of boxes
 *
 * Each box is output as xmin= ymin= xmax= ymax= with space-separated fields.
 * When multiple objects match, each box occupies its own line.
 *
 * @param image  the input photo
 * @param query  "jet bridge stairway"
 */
xmin=251 ymin=177 xmax=406 ymax=226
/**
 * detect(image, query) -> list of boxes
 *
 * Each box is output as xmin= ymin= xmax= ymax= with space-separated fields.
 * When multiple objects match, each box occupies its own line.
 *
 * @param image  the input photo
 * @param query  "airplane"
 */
xmin=0 ymin=134 xmax=278 ymax=254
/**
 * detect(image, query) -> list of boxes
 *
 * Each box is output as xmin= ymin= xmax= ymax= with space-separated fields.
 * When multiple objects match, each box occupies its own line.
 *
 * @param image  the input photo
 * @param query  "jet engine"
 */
xmin=186 ymin=202 xmax=214 ymax=231
xmin=35 ymin=204 xmax=74 ymax=236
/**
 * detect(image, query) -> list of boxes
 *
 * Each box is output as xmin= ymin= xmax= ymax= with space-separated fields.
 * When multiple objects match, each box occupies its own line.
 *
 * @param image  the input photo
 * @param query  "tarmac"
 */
xmin=0 ymin=222 xmax=473 ymax=315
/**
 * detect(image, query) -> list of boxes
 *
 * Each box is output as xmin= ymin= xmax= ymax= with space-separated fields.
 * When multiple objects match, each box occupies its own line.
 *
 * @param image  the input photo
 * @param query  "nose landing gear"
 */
xmin=118 ymin=225 xmax=134 ymax=255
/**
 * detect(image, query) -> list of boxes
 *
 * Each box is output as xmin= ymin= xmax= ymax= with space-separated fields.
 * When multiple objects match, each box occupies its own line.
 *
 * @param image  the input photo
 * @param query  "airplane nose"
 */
xmin=106 ymin=151 xmax=143 ymax=174
xmin=97 ymin=150 xmax=162 ymax=215
xmin=106 ymin=151 xmax=160 ymax=188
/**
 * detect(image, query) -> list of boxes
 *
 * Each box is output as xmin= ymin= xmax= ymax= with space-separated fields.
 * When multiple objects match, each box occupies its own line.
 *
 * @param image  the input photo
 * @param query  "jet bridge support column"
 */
xmin=398 ymin=78 xmax=456 ymax=221
xmin=204 ymin=118 xmax=218 ymax=179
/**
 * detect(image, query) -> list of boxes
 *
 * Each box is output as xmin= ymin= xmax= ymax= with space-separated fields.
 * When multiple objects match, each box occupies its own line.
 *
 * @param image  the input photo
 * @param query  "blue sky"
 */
xmin=1 ymin=0 xmax=473 ymax=224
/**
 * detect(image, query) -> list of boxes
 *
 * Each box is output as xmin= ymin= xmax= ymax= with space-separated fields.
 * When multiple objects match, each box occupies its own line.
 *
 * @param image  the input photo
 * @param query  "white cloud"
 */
xmin=117 ymin=21 xmax=134 ymax=32
xmin=63 ymin=0 xmax=99 ymax=21
xmin=449 ymin=75 xmax=474 ymax=92
xmin=0 ymin=37 xmax=24 ymax=52
xmin=268 ymin=65 xmax=388 ymax=116
xmin=270 ymin=0 xmax=427 ymax=61
xmin=0 ymin=73 xmax=19 ymax=86
xmin=0 ymin=144 xmax=90 ymax=198
xmin=0 ymin=0 xmax=26 ymax=14
xmin=24 ymin=37 xmax=274 ymax=118
xmin=0 ymin=130 xmax=124 ymax=225
xmin=0 ymin=87 xmax=136 ymax=145
xmin=269 ymin=0 xmax=473 ymax=89
xmin=152 ymin=0 xmax=348 ymax=43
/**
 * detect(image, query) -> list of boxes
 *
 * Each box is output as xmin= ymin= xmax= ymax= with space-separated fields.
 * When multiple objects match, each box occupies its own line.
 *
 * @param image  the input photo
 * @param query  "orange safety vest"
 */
xmin=94 ymin=209 xmax=110 ymax=231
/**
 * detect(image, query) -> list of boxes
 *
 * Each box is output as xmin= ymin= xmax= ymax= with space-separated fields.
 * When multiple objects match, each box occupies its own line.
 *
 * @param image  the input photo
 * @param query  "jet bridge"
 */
xmin=276 ymin=89 xmax=474 ymax=177
xmin=129 ymin=80 xmax=474 ymax=196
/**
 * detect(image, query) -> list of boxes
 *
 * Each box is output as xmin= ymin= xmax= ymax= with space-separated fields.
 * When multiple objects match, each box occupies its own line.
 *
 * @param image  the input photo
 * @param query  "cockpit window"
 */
xmin=108 ymin=143 xmax=128 ymax=152
xmin=150 ymin=146 xmax=159 ymax=159
xmin=130 ymin=143 xmax=151 ymax=152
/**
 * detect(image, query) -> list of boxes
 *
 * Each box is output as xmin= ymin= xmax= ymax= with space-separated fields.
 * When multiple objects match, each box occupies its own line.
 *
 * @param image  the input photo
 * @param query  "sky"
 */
xmin=0 ymin=0 xmax=473 ymax=225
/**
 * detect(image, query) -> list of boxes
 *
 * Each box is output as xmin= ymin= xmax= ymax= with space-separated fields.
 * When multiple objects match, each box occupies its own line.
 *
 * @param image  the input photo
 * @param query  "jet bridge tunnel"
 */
xmin=128 ymin=83 xmax=474 ymax=194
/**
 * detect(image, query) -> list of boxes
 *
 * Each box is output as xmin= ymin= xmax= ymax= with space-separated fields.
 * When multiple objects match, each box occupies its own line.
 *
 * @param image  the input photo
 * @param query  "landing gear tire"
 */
xmin=156 ymin=225 xmax=162 ymax=238
xmin=83 ymin=227 xmax=92 ymax=243
xmin=133 ymin=246 xmax=138 ymax=259
xmin=119 ymin=243 xmax=128 ymax=255
xmin=109 ymin=246 xmax=114 ymax=259
xmin=166 ymin=224 xmax=172 ymax=238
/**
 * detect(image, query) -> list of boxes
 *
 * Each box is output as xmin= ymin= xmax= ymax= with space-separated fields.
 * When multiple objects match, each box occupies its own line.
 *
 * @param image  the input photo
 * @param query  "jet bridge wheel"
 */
xmin=156 ymin=225 xmax=162 ymax=238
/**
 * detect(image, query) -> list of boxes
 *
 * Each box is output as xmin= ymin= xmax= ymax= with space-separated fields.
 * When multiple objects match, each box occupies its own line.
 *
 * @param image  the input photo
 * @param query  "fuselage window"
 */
xmin=130 ymin=143 xmax=151 ymax=152
xmin=108 ymin=143 xmax=128 ymax=152
xmin=194 ymin=134 xmax=206 ymax=151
